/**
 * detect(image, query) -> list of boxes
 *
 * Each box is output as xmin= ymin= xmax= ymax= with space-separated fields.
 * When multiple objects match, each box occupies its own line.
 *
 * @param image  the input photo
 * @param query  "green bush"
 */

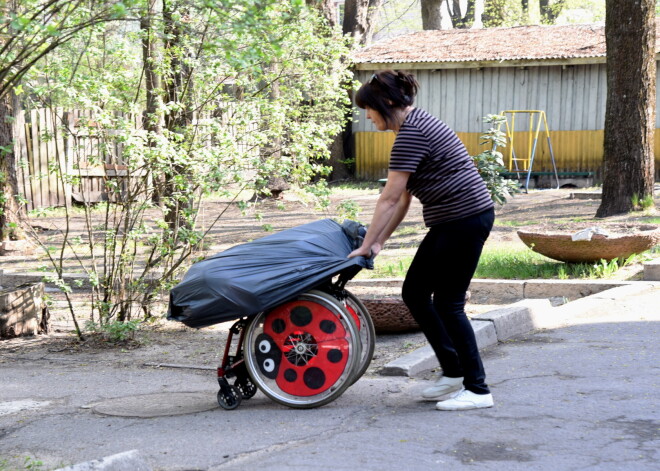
xmin=472 ymin=114 xmax=521 ymax=205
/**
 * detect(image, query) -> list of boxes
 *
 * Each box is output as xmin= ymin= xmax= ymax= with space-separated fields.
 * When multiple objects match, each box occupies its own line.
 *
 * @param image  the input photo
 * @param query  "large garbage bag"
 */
xmin=168 ymin=219 xmax=372 ymax=328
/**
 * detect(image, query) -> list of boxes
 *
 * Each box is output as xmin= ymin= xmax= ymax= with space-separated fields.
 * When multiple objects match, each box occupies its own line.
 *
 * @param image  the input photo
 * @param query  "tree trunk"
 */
xmin=521 ymin=0 xmax=529 ymax=23
xmin=254 ymin=63 xmax=290 ymax=200
xmin=141 ymin=1 xmax=164 ymax=204
xmin=0 ymin=89 xmax=26 ymax=243
xmin=141 ymin=4 xmax=162 ymax=137
xmin=449 ymin=0 xmax=476 ymax=28
xmin=343 ymin=0 xmax=383 ymax=46
xmin=162 ymin=0 xmax=193 ymax=228
xmin=421 ymin=0 xmax=445 ymax=29
xmin=540 ymin=0 xmax=565 ymax=24
xmin=597 ymin=0 xmax=656 ymax=217
xmin=423 ymin=0 xmax=478 ymax=29
xmin=306 ymin=0 xmax=338 ymax=28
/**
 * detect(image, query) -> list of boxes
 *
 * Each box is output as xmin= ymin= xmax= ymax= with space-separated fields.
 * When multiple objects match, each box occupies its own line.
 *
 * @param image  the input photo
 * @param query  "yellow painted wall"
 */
xmin=355 ymin=130 xmax=660 ymax=180
xmin=355 ymin=131 xmax=396 ymax=180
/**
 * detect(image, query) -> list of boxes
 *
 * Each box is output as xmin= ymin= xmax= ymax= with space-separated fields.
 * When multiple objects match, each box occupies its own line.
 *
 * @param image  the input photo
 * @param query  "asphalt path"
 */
xmin=1 ymin=287 xmax=658 ymax=471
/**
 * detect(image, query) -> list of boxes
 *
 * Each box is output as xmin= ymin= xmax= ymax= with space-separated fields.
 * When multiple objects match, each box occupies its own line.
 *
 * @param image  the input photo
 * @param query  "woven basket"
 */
xmin=361 ymin=298 xmax=420 ymax=333
xmin=517 ymin=226 xmax=660 ymax=263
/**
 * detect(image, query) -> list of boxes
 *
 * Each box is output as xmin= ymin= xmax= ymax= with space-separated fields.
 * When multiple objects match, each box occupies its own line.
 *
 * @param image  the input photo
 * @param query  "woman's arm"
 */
xmin=348 ymin=170 xmax=412 ymax=259
xmin=375 ymin=188 xmax=412 ymax=249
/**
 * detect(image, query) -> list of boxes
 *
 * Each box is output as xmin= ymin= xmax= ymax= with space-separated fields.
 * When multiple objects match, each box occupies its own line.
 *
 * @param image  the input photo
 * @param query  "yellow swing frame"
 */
xmin=497 ymin=110 xmax=560 ymax=192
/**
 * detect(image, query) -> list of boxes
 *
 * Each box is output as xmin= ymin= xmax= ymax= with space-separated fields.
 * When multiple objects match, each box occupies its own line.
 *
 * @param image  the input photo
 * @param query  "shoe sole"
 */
xmin=436 ymin=403 xmax=494 ymax=411
xmin=421 ymin=385 xmax=463 ymax=401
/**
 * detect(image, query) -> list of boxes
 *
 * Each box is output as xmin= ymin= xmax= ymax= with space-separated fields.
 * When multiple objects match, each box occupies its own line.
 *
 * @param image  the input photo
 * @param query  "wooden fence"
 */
xmin=15 ymin=108 xmax=138 ymax=211
xmin=15 ymin=107 xmax=259 ymax=211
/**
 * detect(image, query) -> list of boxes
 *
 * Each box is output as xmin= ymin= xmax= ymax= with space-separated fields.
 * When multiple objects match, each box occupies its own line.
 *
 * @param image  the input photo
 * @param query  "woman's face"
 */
xmin=366 ymin=107 xmax=388 ymax=131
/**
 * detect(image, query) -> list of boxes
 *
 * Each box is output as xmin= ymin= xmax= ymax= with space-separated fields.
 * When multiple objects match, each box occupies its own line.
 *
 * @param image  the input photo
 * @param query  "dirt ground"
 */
xmin=1 ymin=185 xmax=659 ymax=376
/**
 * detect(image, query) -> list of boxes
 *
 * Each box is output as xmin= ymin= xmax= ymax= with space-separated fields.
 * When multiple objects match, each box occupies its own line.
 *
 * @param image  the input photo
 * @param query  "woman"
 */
xmin=348 ymin=70 xmax=495 ymax=411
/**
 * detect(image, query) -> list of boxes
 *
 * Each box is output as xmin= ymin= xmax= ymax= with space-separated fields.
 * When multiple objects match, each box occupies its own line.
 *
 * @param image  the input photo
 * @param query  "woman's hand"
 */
xmin=348 ymin=242 xmax=382 ymax=260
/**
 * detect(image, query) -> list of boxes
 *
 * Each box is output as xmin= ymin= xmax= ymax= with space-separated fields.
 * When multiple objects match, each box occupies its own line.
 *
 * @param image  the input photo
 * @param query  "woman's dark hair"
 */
xmin=355 ymin=70 xmax=419 ymax=126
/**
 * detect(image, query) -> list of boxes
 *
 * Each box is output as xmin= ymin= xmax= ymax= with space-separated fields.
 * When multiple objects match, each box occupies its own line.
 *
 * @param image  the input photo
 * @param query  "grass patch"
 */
xmin=554 ymin=217 xmax=592 ymax=224
xmin=359 ymin=255 xmax=414 ymax=278
xmin=475 ymin=247 xmax=644 ymax=279
xmin=494 ymin=220 xmax=539 ymax=227
xmin=359 ymin=246 xmax=649 ymax=280
xmin=329 ymin=181 xmax=379 ymax=195
xmin=392 ymin=224 xmax=425 ymax=236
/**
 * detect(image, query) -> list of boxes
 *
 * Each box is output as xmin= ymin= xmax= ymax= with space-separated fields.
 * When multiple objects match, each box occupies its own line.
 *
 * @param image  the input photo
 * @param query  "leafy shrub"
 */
xmin=472 ymin=114 xmax=521 ymax=205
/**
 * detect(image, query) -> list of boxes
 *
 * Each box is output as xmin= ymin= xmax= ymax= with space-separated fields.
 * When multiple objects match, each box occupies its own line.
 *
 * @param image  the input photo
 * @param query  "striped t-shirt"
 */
xmin=389 ymin=108 xmax=494 ymax=226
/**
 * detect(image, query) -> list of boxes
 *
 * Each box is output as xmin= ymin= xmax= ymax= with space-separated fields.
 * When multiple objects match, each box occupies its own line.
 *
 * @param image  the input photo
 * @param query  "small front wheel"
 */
xmin=236 ymin=377 xmax=258 ymax=399
xmin=217 ymin=384 xmax=242 ymax=410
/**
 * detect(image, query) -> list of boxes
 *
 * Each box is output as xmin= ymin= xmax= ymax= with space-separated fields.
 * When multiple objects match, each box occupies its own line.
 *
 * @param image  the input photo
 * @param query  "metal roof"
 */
xmin=353 ymin=20 xmax=660 ymax=68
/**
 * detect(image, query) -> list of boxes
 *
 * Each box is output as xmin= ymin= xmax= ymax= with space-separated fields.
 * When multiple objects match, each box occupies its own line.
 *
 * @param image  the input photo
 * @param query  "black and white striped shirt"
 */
xmin=389 ymin=108 xmax=494 ymax=226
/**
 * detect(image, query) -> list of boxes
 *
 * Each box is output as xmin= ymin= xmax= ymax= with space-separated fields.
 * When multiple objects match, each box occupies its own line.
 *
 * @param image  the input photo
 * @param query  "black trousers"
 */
xmin=402 ymin=208 xmax=495 ymax=395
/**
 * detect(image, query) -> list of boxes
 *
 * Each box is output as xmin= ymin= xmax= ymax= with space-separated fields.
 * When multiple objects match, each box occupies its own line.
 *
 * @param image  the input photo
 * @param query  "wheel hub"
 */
xmin=284 ymin=332 xmax=318 ymax=366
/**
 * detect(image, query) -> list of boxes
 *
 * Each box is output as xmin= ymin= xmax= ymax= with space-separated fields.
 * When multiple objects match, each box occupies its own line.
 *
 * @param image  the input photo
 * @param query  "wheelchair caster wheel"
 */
xmin=236 ymin=377 xmax=258 ymax=399
xmin=217 ymin=384 xmax=242 ymax=410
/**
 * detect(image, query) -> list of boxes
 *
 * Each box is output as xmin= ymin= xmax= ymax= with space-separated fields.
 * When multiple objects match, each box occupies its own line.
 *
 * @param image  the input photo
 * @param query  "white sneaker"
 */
xmin=435 ymin=388 xmax=494 ymax=411
xmin=421 ymin=376 xmax=464 ymax=401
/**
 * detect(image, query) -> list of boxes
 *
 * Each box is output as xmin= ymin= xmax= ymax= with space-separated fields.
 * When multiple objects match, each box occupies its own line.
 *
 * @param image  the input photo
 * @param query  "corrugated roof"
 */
xmin=353 ymin=20 xmax=660 ymax=66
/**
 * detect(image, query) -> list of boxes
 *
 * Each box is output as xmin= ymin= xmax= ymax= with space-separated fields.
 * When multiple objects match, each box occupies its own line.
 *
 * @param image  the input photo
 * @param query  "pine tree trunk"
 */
xmin=597 ymin=0 xmax=656 ymax=217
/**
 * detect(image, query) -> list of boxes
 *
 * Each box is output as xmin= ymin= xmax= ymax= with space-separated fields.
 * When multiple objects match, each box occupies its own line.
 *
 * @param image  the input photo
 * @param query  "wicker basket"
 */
xmin=517 ymin=226 xmax=660 ymax=263
xmin=361 ymin=298 xmax=420 ymax=333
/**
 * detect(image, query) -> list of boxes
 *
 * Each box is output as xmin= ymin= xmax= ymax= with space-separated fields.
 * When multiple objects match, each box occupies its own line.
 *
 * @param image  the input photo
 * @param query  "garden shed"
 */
xmin=351 ymin=20 xmax=660 ymax=183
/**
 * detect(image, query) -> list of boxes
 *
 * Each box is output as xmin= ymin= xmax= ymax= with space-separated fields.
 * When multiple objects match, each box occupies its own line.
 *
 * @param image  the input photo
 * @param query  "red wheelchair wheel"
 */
xmin=244 ymin=290 xmax=361 ymax=408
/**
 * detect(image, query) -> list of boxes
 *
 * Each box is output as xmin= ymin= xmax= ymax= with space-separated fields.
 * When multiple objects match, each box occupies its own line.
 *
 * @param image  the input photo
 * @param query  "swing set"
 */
xmin=495 ymin=110 xmax=560 ymax=192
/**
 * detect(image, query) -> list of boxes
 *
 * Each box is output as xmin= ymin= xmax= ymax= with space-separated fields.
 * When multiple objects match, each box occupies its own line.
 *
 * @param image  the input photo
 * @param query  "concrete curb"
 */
xmin=55 ymin=450 xmax=152 ymax=471
xmin=350 ymin=278 xmax=639 ymax=303
xmin=1 ymin=270 xmax=643 ymax=298
xmin=382 ymin=282 xmax=659 ymax=377
xmin=643 ymin=259 xmax=660 ymax=281
xmin=380 ymin=320 xmax=497 ymax=376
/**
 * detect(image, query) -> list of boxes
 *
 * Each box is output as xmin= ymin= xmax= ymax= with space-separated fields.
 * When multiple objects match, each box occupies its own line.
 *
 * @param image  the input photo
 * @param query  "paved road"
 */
xmin=1 ymin=286 xmax=659 ymax=471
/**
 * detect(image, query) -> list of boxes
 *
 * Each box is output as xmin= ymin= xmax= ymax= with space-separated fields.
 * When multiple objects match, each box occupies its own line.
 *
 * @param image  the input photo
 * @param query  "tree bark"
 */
xmin=141 ymin=2 xmax=162 ymax=137
xmin=141 ymin=1 xmax=164 ymax=205
xmin=343 ymin=0 xmax=383 ymax=46
xmin=0 ymin=89 xmax=26 ymax=242
xmin=521 ymin=0 xmax=529 ymax=22
xmin=449 ymin=0 xmax=477 ymax=28
xmin=421 ymin=0 xmax=445 ymax=29
xmin=306 ymin=0 xmax=338 ymax=28
xmin=423 ymin=0 xmax=480 ymax=30
xmin=597 ymin=0 xmax=656 ymax=217
xmin=162 ymin=0 xmax=193 ymax=227
xmin=539 ymin=0 xmax=565 ymax=24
